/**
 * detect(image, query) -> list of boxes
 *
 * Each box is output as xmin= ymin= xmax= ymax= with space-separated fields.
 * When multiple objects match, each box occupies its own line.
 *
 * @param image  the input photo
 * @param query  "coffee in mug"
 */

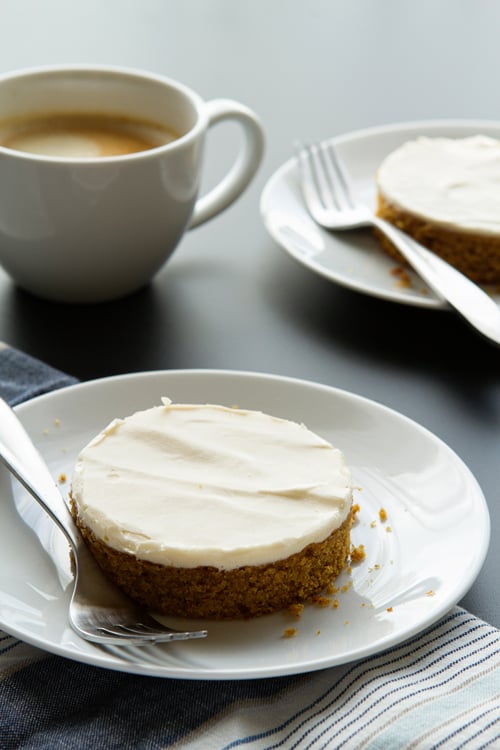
xmin=0 ymin=65 xmax=265 ymax=303
xmin=0 ymin=112 xmax=179 ymax=158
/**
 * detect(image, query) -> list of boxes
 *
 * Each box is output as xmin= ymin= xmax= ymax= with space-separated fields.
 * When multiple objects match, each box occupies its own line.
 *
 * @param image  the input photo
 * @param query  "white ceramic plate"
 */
xmin=0 ymin=370 xmax=490 ymax=679
xmin=260 ymin=120 xmax=500 ymax=309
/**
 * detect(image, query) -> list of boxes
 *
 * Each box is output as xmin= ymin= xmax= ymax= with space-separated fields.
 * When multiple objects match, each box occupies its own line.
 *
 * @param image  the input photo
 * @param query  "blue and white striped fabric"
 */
xmin=1 ymin=346 xmax=499 ymax=750
xmin=1 ymin=609 xmax=499 ymax=749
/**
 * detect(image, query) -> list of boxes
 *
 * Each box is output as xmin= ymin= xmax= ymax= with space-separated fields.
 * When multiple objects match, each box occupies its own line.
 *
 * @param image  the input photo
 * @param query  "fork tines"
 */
xmin=297 ymin=141 xmax=354 ymax=212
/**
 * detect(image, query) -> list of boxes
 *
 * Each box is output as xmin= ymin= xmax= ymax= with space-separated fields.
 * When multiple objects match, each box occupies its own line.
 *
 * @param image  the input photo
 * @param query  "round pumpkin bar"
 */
xmin=70 ymin=399 xmax=353 ymax=619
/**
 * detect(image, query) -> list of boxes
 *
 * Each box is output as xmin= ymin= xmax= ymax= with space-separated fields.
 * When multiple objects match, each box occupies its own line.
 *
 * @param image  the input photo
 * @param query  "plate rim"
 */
xmin=1 ymin=368 xmax=491 ymax=679
xmin=260 ymin=118 xmax=500 ymax=310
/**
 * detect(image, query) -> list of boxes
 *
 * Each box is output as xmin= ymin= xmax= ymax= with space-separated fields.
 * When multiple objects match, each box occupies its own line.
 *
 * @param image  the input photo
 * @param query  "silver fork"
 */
xmin=0 ymin=397 xmax=207 ymax=646
xmin=297 ymin=141 xmax=500 ymax=346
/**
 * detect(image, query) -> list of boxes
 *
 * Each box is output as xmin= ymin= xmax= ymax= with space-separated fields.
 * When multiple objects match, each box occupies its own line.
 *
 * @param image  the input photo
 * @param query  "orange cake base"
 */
xmin=376 ymin=193 xmax=500 ymax=284
xmin=70 ymin=500 xmax=354 ymax=620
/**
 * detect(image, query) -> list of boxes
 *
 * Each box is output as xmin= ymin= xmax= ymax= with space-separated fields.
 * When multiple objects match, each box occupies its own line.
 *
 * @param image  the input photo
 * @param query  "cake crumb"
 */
xmin=54 ymin=418 xmax=61 ymax=427
xmin=386 ymin=526 xmax=392 ymax=533
xmin=311 ymin=595 xmax=331 ymax=609
xmin=390 ymin=266 xmax=412 ymax=288
xmin=326 ymin=583 xmax=339 ymax=595
xmin=282 ymin=627 xmax=297 ymax=639
xmin=426 ymin=590 xmax=436 ymax=597
xmin=288 ymin=603 xmax=304 ymax=618
xmin=332 ymin=598 xmax=339 ymax=609
xmin=316 ymin=630 xmax=321 ymax=636
xmin=58 ymin=473 xmax=67 ymax=484
xmin=350 ymin=544 xmax=366 ymax=563
xmin=387 ymin=607 xmax=393 ymax=612
xmin=352 ymin=503 xmax=361 ymax=517
xmin=379 ymin=508 xmax=387 ymax=522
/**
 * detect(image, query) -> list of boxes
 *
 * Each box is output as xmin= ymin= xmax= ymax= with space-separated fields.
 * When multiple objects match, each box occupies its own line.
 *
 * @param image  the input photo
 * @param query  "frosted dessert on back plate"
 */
xmin=70 ymin=398 xmax=354 ymax=619
xmin=376 ymin=135 xmax=500 ymax=283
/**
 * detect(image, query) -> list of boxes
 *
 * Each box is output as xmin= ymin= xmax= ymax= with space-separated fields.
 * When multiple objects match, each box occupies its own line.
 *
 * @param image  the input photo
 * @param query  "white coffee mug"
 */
xmin=0 ymin=65 xmax=264 ymax=303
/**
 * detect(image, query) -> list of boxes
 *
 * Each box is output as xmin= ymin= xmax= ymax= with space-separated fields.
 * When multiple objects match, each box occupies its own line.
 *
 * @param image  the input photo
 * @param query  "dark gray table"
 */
xmin=0 ymin=0 xmax=498 ymax=627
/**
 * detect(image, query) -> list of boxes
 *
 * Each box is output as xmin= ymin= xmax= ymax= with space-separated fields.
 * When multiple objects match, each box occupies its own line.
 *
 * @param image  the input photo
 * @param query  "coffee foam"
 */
xmin=0 ymin=113 xmax=178 ymax=158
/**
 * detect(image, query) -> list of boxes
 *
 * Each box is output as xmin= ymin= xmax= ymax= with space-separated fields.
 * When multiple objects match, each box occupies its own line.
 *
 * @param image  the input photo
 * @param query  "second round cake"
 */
xmin=70 ymin=399 xmax=353 ymax=619
xmin=376 ymin=135 xmax=500 ymax=283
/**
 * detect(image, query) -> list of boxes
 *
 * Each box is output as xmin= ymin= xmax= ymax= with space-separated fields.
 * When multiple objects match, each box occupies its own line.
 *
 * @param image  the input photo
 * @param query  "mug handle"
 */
xmin=188 ymin=99 xmax=265 ymax=229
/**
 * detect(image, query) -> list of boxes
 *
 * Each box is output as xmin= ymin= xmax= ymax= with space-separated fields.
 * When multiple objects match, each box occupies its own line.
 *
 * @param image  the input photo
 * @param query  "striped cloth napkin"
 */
xmin=1 ymin=345 xmax=499 ymax=750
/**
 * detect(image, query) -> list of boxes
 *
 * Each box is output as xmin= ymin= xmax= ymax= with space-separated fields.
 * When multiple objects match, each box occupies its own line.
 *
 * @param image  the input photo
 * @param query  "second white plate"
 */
xmin=0 ymin=370 xmax=490 ymax=679
xmin=260 ymin=119 xmax=500 ymax=309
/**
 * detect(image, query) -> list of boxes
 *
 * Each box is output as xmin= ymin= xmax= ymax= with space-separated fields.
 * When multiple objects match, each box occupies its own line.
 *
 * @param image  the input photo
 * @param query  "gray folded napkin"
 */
xmin=0 ymin=342 xmax=78 ymax=405
xmin=0 ymin=345 xmax=499 ymax=750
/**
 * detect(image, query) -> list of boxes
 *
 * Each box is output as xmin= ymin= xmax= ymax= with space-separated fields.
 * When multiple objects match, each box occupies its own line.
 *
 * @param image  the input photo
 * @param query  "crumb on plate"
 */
xmin=350 ymin=544 xmax=366 ymax=563
xmin=311 ymin=595 xmax=332 ymax=609
xmin=288 ymin=603 xmax=304 ymax=618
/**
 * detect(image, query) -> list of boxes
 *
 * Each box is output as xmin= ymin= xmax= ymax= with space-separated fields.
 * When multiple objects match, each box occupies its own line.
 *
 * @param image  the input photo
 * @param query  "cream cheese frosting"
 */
xmin=71 ymin=400 xmax=352 ymax=570
xmin=376 ymin=135 xmax=500 ymax=235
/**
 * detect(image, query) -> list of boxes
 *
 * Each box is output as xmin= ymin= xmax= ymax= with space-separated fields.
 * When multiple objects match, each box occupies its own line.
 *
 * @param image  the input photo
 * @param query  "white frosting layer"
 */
xmin=71 ymin=401 xmax=352 ymax=570
xmin=377 ymin=135 xmax=500 ymax=235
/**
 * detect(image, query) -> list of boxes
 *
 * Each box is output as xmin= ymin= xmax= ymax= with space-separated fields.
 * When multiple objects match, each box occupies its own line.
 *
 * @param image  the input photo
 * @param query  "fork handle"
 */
xmin=0 ymin=397 xmax=80 ymax=550
xmin=373 ymin=216 xmax=500 ymax=346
